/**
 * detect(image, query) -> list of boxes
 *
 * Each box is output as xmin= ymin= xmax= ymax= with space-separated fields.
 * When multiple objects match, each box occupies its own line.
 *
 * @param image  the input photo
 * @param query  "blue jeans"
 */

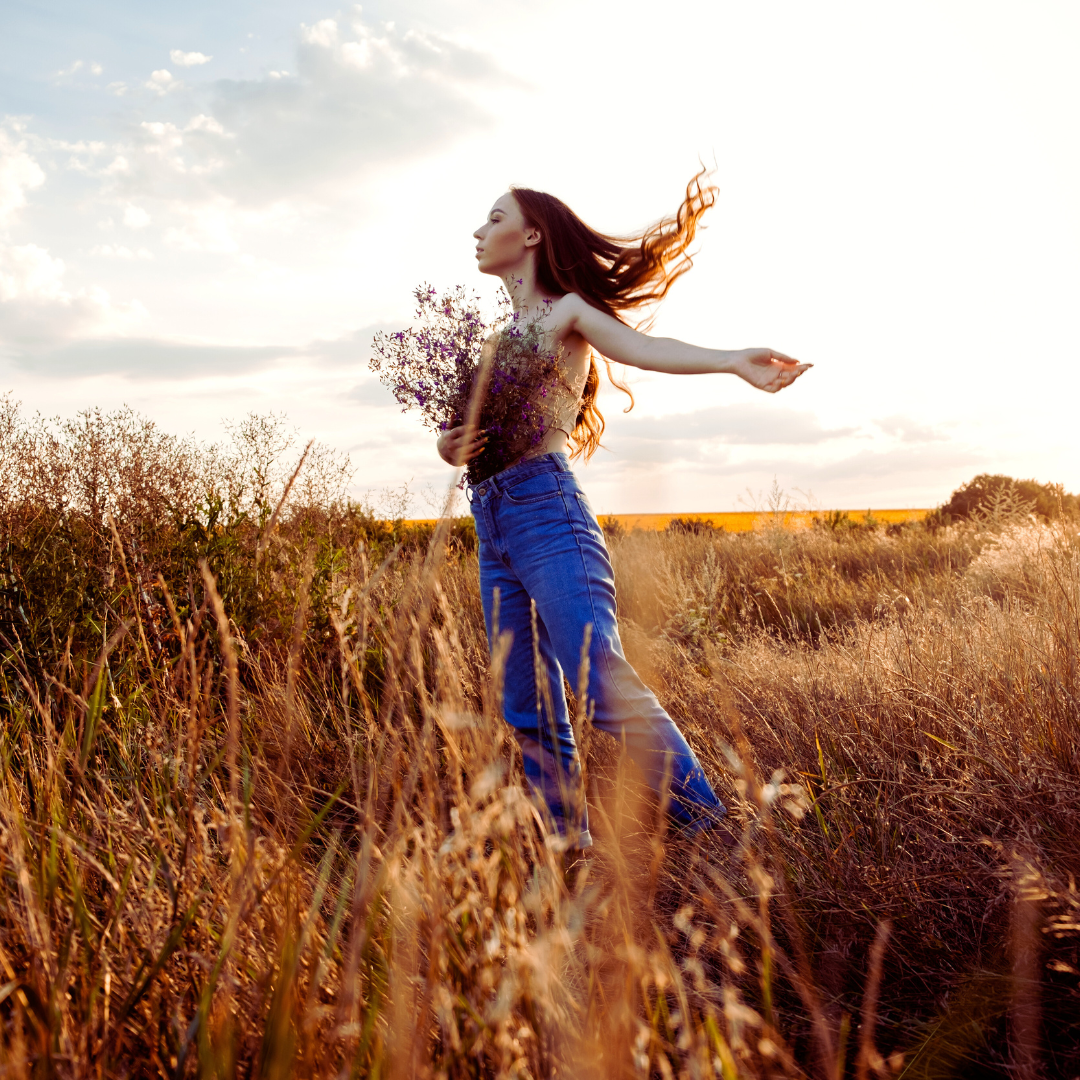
xmin=468 ymin=452 xmax=726 ymax=848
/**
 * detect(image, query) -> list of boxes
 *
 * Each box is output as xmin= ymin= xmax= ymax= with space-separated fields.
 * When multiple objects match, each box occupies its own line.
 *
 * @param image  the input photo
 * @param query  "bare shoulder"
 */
xmin=547 ymin=292 xmax=589 ymax=341
xmin=549 ymin=292 xmax=586 ymax=322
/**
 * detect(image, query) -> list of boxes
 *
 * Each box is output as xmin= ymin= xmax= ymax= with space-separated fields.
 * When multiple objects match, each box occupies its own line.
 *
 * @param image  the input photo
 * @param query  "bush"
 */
xmin=665 ymin=516 xmax=721 ymax=535
xmin=941 ymin=472 xmax=1079 ymax=522
xmin=813 ymin=509 xmax=879 ymax=534
xmin=598 ymin=515 xmax=627 ymax=540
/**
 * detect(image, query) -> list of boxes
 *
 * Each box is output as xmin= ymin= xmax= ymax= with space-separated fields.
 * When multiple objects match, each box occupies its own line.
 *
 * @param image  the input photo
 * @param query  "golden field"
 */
xmin=402 ymin=510 xmax=930 ymax=535
xmin=0 ymin=402 xmax=1077 ymax=1078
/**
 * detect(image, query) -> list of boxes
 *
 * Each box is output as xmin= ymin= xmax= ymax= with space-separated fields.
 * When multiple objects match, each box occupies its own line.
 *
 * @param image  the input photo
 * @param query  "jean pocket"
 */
xmin=503 ymin=472 xmax=563 ymax=504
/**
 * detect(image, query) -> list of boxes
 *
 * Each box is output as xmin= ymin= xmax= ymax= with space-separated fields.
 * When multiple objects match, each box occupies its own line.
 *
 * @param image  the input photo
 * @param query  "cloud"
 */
xmin=0 ymin=159 xmax=146 ymax=348
xmin=347 ymin=377 xmax=396 ymax=406
xmin=55 ymin=60 xmax=102 ymax=79
xmin=0 ymin=243 xmax=146 ymax=347
xmin=307 ymin=323 xmax=398 ymax=365
xmin=795 ymin=444 xmax=982 ymax=484
xmin=0 ymin=129 xmax=46 ymax=228
xmin=672 ymin=443 xmax=984 ymax=487
xmin=3 ymin=320 xmax=392 ymax=380
xmin=185 ymin=114 xmax=228 ymax=136
xmin=89 ymin=244 xmax=152 ymax=259
xmin=610 ymin=403 xmax=856 ymax=460
xmin=97 ymin=12 xmax=505 ymax=208
xmin=0 ymin=243 xmax=67 ymax=303
xmin=161 ymin=197 xmax=238 ymax=252
xmin=145 ymin=69 xmax=180 ymax=95
xmin=874 ymin=414 xmax=949 ymax=443
xmin=11 ymin=338 xmax=301 ymax=378
xmin=170 ymin=50 xmax=213 ymax=67
xmin=123 ymin=205 xmax=151 ymax=228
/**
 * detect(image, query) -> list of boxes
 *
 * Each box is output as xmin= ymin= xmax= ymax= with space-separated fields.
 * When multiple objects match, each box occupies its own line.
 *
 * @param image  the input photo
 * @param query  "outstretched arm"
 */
xmin=558 ymin=293 xmax=811 ymax=393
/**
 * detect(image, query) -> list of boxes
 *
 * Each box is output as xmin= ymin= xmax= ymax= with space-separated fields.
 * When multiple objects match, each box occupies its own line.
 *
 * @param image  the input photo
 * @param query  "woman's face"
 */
xmin=473 ymin=193 xmax=537 ymax=276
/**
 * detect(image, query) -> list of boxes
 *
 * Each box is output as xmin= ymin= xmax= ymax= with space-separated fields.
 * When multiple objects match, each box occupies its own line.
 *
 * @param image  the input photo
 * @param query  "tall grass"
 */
xmin=1 ymin=399 xmax=1077 ymax=1078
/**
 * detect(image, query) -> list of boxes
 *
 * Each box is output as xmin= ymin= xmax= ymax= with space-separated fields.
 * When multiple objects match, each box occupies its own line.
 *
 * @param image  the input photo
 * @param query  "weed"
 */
xmin=0 ymin=399 xmax=1077 ymax=1077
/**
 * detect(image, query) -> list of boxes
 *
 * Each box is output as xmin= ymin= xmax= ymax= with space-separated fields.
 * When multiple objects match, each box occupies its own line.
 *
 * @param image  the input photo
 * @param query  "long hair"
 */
xmin=511 ymin=167 xmax=717 ymax=460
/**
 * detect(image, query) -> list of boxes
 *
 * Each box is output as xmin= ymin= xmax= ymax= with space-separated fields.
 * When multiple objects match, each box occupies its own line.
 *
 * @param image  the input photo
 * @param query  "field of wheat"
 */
xmin=1 ymin=399 xmax=1077 ymax=1079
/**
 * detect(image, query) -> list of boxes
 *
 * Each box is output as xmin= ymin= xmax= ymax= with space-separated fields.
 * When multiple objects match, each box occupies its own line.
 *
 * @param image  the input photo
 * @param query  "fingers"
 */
xmin=769 ymin=363 xmax=811 ymax=393
xmin=451 ymin=428 xmax=488 ymax=464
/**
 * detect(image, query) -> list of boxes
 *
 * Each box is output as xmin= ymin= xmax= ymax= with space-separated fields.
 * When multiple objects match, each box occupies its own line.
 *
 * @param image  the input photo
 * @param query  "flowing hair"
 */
xmin=510 ymin=167 xmax=717 ymax=461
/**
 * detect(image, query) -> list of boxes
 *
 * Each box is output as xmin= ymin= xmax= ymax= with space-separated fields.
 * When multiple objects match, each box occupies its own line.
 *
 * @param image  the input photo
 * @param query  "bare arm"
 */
xmin=558 ymin=293 xmax=811 ymax=393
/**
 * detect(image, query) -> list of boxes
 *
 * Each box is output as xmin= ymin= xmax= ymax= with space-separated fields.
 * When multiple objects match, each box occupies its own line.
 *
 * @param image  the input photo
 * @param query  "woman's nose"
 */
xmin=472 ymin=226 xmax=483 ymax=239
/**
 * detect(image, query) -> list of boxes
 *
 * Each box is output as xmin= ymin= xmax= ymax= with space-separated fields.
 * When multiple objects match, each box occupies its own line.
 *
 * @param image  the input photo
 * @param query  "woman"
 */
xmin=437 ymin=172 xmax=810 ymax=849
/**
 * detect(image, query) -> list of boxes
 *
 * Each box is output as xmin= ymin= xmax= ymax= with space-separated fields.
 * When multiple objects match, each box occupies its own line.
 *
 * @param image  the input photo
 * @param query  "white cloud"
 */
xmin=613 ymin=404 xmax=856 ymax=455
xmin=0 ymin=243 xmax=146 ymax=347
xmin=0 ymin=129 xmax=46 ymax=228
xmin=90 ymin=244 xmax=152 ymax=260
xmin=123 ymin=205 xmax=151 ymax=228
xmin=12 ymin=337 xmax=300 ymax=378
xmin=301 ymin=19 xmax=338 ymax=48
xmin=162 ymin=200 xmax=238 ymax=253
xmin=185 ymin=115 xmax=228 ymax=136
xmin=0 ymin=243 xmax=67 ymax=303
xmin=6 ymin=321 xmax=394 ymax=379
xmin=107 ymin=82 xmax=128 ymax=97
xmin=91 ymin=11 xmax=505 ymax=209
xmin=875 ymin=415 xmax=949 ymax=443
xmin=170 ymin=50 xmax=212 ymax=67
xmin=55 ymin=60 xmax=103 ymax=80
xmin=138 ymin=121 xmax=185 ymax=157
xmin=146 ymin=69 xmax=179 ymax=94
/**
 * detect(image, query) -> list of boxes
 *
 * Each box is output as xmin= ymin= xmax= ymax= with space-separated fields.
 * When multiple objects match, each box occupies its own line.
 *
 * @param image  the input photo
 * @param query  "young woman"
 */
xmin=437 ymin=172 xmax=810 ymax=849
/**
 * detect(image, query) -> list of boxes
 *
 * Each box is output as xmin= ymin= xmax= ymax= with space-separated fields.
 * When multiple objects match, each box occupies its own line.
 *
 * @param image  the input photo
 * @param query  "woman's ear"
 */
xmin=523 ymin=225 xmax=542 ymax=248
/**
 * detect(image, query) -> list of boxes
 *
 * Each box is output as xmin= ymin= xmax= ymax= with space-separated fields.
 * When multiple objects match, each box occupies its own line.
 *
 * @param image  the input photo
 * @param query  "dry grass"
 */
xmin=1 ymin=399 xmax=1078 ymax=1079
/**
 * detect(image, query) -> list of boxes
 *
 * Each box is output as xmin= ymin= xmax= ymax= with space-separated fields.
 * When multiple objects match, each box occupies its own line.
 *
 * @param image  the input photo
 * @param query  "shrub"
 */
xmin=941 ymin=472 xmax=1079 ymax=522
xmin=599 ymin=515 xmax=627 ymax=540
xmin=665 ymin=516 xmax=721 ymax=535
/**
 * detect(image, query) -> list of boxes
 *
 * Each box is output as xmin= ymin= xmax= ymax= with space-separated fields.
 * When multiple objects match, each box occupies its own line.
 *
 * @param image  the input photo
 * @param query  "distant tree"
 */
xmin=941 ymin=474 xmax=1079 ymax=521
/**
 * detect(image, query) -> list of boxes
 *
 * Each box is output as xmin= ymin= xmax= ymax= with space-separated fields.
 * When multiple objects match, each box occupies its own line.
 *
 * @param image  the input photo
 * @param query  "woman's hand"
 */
xmin=731 ymin=349 xmax=812 ymax=393
xmin=437 ymin=424 xmax=487 ymax=466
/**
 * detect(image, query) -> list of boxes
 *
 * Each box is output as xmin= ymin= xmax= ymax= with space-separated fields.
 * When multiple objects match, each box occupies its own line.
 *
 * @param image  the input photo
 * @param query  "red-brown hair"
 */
xmin=510 ymin=167 xmax=717 ymax=460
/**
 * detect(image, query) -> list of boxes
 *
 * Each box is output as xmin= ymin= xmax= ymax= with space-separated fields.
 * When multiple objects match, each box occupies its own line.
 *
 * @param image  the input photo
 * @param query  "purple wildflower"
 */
xmin=370 ymin=283 xmax=571 ymax=484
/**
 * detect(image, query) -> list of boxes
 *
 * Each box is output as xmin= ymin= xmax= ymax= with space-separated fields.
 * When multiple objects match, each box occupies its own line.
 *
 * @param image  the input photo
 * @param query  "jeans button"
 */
xmin=478 ymin=485 xmax=487 ymax=495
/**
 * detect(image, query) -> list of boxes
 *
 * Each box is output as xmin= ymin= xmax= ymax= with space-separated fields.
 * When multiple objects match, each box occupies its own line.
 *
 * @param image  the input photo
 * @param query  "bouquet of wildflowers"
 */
xmin=370 ymin=285 xmax=572 ymax=485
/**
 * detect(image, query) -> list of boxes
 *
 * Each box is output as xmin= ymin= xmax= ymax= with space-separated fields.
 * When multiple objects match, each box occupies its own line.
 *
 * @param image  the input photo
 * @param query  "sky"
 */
xmin=1 ymin=0 xmax=1078 ymax=515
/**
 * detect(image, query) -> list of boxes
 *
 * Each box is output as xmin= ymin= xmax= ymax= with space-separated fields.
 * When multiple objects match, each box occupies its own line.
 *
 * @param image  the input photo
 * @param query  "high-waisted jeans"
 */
xmin=468 ymin=452 xmax=725 ymax=848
